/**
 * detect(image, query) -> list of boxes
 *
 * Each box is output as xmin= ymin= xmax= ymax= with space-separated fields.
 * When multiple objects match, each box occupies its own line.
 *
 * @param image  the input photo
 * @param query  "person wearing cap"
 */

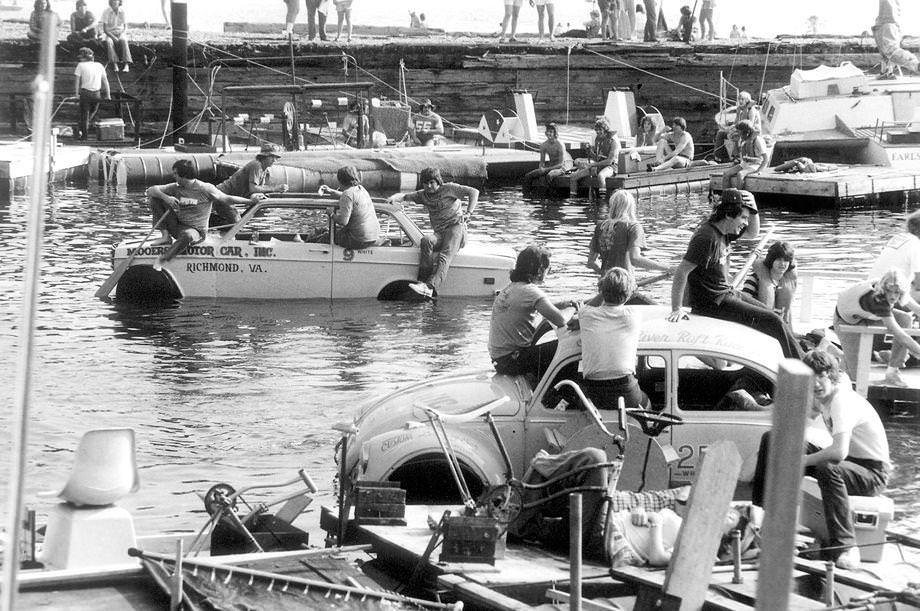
xmin=146 ymin=159 xmax=265 ymax=268
xmin=101 ymin=0 xmax=132 ymax=72
xmin=68 ymin=0 xmax=100 ymax=43
xmin=214 ymin=144 xmax=288 ymax=227
xmin=73 ymin=47 xmax=110 ymax=141
xmin=721 ymin=119 xmax=767 ymax=189
xmin=569 ymin=117 xmax=620 ymax=196
xmin=318 ymin=165 xmax=380 ymax=250
xmin=407 ymin=99 xmax=444 ymax=147
xmin=386 ymin=167 xmax=479 ymax=299
xmin=651 ymin=117 xmax=694 ymax=171
xmin=668 ymin=189 xmax=804 ymax=359
xmin=488 ymin=244 xmax=573 ymax=377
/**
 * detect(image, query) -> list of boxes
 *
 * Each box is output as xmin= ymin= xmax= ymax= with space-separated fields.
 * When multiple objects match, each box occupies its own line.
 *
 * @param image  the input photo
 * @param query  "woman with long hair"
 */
xmin=741 ymin=240 xmax=797 ymax=323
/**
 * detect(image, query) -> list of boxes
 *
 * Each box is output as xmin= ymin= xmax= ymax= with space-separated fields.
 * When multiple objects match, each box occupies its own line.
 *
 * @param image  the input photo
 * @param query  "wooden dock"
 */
xmin=0 ymin=140 xmax=90 ymax=200
xmin=529 ymin=162 xmax=727 ymax=198
xmin=710 ymin=165 xmax=920 ymax=207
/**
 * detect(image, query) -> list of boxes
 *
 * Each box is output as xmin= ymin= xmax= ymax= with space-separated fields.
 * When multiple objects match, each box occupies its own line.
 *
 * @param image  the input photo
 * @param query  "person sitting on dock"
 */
xmin=750 ymin=349 xmax=890 ymax=570
xmin=318 ymin=165 xmax=380 ymax=250
xmin=835 ymin=268 xmax=920 ymax=387
xmin=408 ymin=99 xmax=445 ymax=147
xmin=68 ymin=0 xmax=99 ymax=43
xmin=27 ymin=0 xmax=57 ymax=42
xmin=488 ymin=244 xmax=573 ymax=378
xmin=341 ymin=99 xmax=370 ymax=147
xmin=386 ymin=167 xmax=478 ymax=299
xmin=577 ymin=268 xmax=651 ymax=409
xmin=509 ymin=447 xmax=759 ymax=567
xmin=741 ymin=240 xmax=797 ymax=324
xmin=651 ymin=117 xmax=693 ymax=171
xmin=146 ymin=160 xmax=264 ymax=269
xmin=720 ymin=119 xmax=767 ymax=189
xmin=773 ymin=157 xmax=837 ymax=174
xmin=101 ymin=0 xmax=132 ymax=72
xmin=715 ymin=90 xmax=760 ymax=162
xmin=668 ymin=189 xmax=804 ymax=359
xmin=586 ymin=190 xmax=672 ymax=303
xmin=522 ymin=122 xmax=571 ymax=190
xmin=634 ymin=115 xmax=661 ymax=147
xmin=569 ymin=117 xmax=619 ymax=196
xmin=73 ymin=47 xmax=110 ymax=142
xmin=213 ymin=143 xmax=288 ymax=228
xmin=874 ymin=0 xmax=919 ymax=76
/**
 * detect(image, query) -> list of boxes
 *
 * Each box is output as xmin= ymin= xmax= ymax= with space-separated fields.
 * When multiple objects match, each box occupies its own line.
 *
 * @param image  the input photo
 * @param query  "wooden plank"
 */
xmin=664 ymin=440 xmax=742 ymax=610
xmin=437 ymin=574 xmax=531 ymax=610
xmin=755 ymin=360 xmax=813 ymax=611
xmin=610 ymin=565 xmax=751 ymax=611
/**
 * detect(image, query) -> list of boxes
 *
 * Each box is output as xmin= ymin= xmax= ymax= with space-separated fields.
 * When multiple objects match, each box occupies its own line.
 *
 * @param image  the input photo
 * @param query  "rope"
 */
xmin=758 ymin=41 xmax=771 ymax=101
xmin=582 ymin=46 xmax=722 ymax=100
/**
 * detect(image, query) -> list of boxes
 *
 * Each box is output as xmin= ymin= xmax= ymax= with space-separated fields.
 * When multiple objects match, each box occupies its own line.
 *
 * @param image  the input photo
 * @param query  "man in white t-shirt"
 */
xmin=73 ymin=47 xmax=110 ymax=141
xmin=871 ymin=210 xmax=920 ymax=303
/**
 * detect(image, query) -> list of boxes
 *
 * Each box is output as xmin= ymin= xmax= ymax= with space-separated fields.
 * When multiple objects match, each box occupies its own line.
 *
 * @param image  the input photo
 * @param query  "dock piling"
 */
xmin=569 ymin=492 xmax=582 ymax=611
xmin=171 ymin=0 xmax=188 ymax=144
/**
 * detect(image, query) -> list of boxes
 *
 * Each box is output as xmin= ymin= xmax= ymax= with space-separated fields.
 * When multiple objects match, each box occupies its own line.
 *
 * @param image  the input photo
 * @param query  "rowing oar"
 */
xmin=730 ymin=226 xmax=774 ymax=290
xmin=637 ymin=270 xmax=671 ymax=288
xmin=127 ymin=548 xmax=464 ymax=610
xmin=94 ymin=210 xmax=170 ymax=299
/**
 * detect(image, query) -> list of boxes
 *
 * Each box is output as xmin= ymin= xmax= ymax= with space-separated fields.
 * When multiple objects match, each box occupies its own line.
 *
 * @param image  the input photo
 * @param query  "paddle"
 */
xmin=637 ymin=270 xmax=671 ymax=288
xmin=94 ymin=210 xmax=170 ymax=299
xmin=730 ymin=227 xmax=774 ymax=290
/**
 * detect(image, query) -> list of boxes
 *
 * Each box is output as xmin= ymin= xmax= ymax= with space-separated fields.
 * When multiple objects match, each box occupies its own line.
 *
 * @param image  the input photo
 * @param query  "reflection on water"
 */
xmin=1 ymin=183 xmax=920 ymax=536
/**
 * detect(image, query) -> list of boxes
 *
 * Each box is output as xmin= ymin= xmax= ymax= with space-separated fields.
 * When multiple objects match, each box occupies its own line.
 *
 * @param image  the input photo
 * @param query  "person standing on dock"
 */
xmin=282 ymin=0 xmax=300 ymax=37
xmin=651 ymin=117 xmax=693 ymax=171
xmin=874 ymin=0 xmax=919 ymax=76
xmin=699 ymin=0 xmax=715 ymax=40
xmin=533 ymin=0 xmax=556 ymax=42
xmin=407 ymin=99 xmax=444 ymax=147
xmin=101 ymin=0 xmax=132 ymax=72
xmin=499 ymin=0 xmax=523 ymax=43
xmin=386 ymin=167 xmax=478 ymax=299
xmin=668 ymin=189 xmax=804 ymax=359
xmin=642 ymin=0 xmax=658 ymax=42
xmin=306 ymin=0 xmax=330 ymax=40
xmin=720 ymin=119 xmax=767 ymax=189
xmin=73 ymin=47 xmax=110 ymax=141
xmin=146 ymin=160 xmax=264 ymax=269
xmin=569 ymin=117 xmax=619 ymax=197
xmin=333 ymin=0 xmax=353 ymax=42
xmin=522 ymin=122 xmax=570 ymax=190
xmin=214 ymin=144 xmax=288 ymax=227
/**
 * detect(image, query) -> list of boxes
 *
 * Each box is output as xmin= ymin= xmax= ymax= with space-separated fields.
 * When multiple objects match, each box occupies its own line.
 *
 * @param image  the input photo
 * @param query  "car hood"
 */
xmin=351 ymin=372 xmax=528 ymax=443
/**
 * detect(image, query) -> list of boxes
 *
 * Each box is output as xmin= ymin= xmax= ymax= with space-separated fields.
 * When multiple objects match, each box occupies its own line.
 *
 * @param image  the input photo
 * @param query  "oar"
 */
xmin=730 ymin=227 xmax=774 ymax=290
xmin=94 ymin=210 xmax=170 ymax=299
xmin=637 ymin=270 xmax=671 ymax=288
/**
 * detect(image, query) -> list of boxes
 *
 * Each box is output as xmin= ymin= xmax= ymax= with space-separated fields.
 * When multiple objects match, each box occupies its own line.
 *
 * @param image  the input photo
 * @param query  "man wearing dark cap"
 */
xmin=214 ymin=143 xmax=288 ymax=228
xmin=73 ymin=47 xmax=110 ymax=141
xmin=386 ymin=167 xmax=479 ymax=299
xmin=408 ymin=99 xmax=444 ymax=146
xmin=668 ymin=188 xmax=803 ymax=358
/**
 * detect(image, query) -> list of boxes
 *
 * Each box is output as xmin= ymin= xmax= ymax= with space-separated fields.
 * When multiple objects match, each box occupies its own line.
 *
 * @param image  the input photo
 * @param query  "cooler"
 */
xmin=96 ymin=118 xmax=125 ymax=141
xmin=799 ymin=476 xmax=893 ymax=562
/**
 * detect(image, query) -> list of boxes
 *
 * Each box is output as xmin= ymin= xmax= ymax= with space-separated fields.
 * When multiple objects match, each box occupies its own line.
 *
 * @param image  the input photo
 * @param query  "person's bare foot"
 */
xmin=152 ymin=257 xmax=165 ymax=271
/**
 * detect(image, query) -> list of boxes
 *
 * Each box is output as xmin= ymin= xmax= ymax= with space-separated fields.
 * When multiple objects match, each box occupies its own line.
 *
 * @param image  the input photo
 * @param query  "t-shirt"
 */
xmin=835 ymin=280 xmax=895 ymax=324
xmin=410 ymin=112 xmax=443 ymax=139
xmin=869 ymin=233 xmax=920 ymax=283
xmin=73 ymin=60 xmax=106 ymax=91
xmin=610 ymin=508 xmax=682 ymax=564
xmin=335 ymin=185 xmax=379 ymax=243
xmin=101 ymin=6 xmax=126 ymax=36
xmin=404 ymin=182 xmax=469 ymax=233
xmin=741 ymin=258 xmax=797 ymax=320
xmin=488 ymin=282 xmax=548 ymax=359
xmin=71 ymin=10 xmax=96 ymax=32
xmin=684 ymin=221 xmax=738 ymax=307
xmin=821 ymin=388 xmax=891 ymax=467
xmin=579 ymin=304 xmax=641 ymax=380
xmin=217 ymin=159 xmax=269 ymax=197
xmin=159 ymin=180 xmax=222 ymax=233
xmin=590 ymin=219 xmax=646 ymax=273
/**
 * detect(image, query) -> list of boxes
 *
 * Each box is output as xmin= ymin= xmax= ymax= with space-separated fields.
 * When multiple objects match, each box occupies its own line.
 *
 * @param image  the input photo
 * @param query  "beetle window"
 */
xmin=541 ymin=354 xmax=662 ymax=411
xmin=676 ymin=355 xmax=773 ymax=411
xmin=236 ymin=205 xmax=330 ymax=243
xmin=376 ymin=211 xmax=414 ymax=247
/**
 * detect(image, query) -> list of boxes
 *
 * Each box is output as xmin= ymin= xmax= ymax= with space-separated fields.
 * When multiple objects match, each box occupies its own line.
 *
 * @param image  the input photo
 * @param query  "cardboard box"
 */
xmin=96 ymin=118 xmax=125 ymax=141
xmin=800 ymin=477 xmax=893 ymax=562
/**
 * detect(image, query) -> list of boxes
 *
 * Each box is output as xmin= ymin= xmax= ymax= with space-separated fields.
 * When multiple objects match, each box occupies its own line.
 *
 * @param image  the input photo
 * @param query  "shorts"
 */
xmin=533 ymin=0 xmax=552 ymax=5
xmin=504 ymin=0 xmax=523 ymax=6
xmin=582 ymin=374 xmax=649 ymax=410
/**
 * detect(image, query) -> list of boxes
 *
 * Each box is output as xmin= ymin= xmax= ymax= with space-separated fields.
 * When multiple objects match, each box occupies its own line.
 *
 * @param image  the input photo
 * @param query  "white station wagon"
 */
xmin=339 ymin=307 xmax=813 ymax=504
xmin=111 ymin=195 xmax=513 ymax=301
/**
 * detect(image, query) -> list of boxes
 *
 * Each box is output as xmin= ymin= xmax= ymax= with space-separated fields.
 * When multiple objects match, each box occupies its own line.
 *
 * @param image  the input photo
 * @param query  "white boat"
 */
xmin=110 ymin=195 xmax=513 ymax=302
xmin=758 ymin=62 xmax=920 ymax=168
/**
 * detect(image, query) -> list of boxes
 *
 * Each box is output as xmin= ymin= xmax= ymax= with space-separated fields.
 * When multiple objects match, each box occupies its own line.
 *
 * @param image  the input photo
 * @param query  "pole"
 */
xmin=171 ymin=0 xmax=188 ymax=144
xmin=1 ymin=12 xmax=56 ymax=611
xmin=569 ymin=493 xmax=582 ymax=611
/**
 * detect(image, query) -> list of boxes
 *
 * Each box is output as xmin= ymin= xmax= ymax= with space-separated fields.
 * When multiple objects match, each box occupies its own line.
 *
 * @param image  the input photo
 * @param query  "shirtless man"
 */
xmin=522 ymin=122 xmax=571 ymax=189
xmin=651 ymin=117 xmax=694 ymax=171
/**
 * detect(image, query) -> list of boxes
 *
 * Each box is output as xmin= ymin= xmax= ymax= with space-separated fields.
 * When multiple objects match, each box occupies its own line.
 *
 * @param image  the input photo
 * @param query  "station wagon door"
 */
xmin=331 ymin=209 xmax=419 ymax=299
xmin=218 ymin=204 xmax=332 ymax=299
xmin=667 ymin=351 xmax=774 ymax=489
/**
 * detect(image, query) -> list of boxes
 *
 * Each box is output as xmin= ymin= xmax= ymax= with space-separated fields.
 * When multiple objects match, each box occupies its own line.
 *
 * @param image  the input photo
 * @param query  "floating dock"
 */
xmin=710 ymin=165 xmax=920 ymax=207
xmin=0 ymin=140 xmax=90 ymax=199
xmin=528 ymin=162 xmax=728 ymax=199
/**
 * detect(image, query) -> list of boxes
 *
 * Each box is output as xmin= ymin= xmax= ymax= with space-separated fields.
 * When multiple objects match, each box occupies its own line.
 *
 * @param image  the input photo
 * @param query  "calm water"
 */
xmin=2 ymin=183 xmax=920 ymax=540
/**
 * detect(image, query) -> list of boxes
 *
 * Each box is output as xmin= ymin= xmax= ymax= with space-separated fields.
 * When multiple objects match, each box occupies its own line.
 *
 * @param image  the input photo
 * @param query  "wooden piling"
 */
xmin=569 ymin=492 xmax=582 ymax=611
xmin=755 ymin=359 xmax=813 ymax=611
xmin=170 ymin=0 xmax=188 ymax=143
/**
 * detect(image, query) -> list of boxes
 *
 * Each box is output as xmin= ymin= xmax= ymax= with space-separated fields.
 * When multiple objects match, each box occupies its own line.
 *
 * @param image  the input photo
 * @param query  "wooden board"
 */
xmin=608 ymin=163 xmax=730 ymax=189
xmin=710 ymin=165 xmax=920 ymax=201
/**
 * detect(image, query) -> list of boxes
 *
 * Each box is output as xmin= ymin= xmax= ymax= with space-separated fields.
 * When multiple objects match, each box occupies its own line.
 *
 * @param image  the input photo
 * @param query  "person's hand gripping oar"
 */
xmin=94 ymin=210 xmax=170 ymax=299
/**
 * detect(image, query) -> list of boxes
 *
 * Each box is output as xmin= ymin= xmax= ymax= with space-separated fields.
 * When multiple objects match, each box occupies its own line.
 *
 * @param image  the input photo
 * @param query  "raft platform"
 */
xmin=527 ymin=162 xmax=728 ymax=199
xmin=0 ymin=140 xmax=90 ymax=199
xmin=710 ymin=165 xmax=920 ymax=208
